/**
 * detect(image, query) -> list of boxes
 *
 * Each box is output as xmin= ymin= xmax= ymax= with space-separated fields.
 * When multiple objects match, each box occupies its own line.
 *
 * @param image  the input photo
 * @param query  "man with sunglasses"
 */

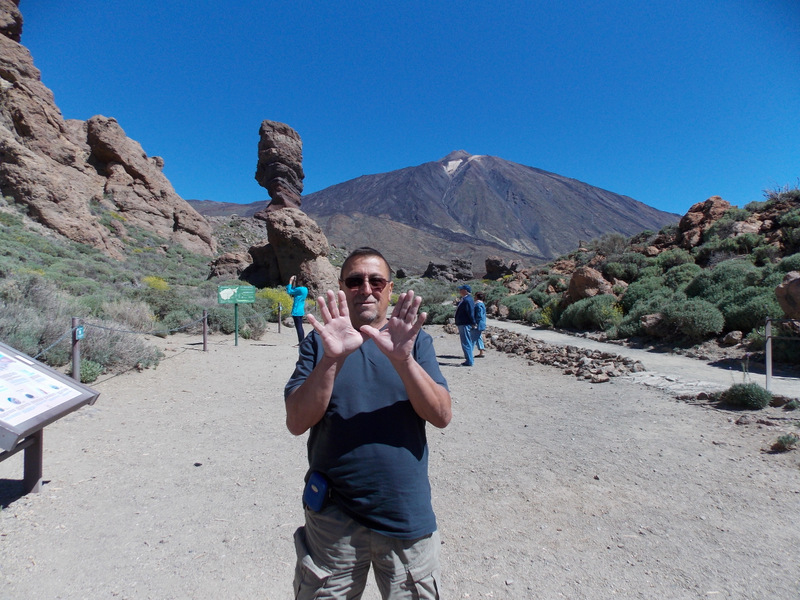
xmin=285 ymin=247 xmax=452 ymax=599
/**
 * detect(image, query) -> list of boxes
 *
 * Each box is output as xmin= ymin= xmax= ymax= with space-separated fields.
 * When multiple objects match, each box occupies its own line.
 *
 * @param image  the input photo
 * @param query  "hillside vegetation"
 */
xmin=407 ymin=186 xmax=800 ymax=364
xmin=1 ymin=188 xmax=799 ymax=381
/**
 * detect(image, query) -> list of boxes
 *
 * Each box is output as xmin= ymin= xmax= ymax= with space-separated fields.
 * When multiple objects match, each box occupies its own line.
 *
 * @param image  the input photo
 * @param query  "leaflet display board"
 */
xmin=0 ymin=340 xmax=99 ymax=452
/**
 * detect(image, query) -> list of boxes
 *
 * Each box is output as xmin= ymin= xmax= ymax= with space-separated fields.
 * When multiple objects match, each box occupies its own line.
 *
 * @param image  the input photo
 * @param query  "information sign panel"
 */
xmin=217 ymin=285 xmax=256 ymax=304
xmin=0 ymin=341 xmax=99 ymax=452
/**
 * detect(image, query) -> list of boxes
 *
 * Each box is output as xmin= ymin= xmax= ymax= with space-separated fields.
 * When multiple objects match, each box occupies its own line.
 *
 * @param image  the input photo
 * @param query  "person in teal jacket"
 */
xmin=287 ymin=275 xmax=309 ymax=345
xmin=472 ymin=291 xmax=487 ymax=358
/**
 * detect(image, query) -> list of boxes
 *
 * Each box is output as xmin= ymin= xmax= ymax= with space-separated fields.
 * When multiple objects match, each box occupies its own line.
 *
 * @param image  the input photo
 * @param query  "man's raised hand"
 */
xmin=361 ymin=290 xmax=426 ymax=363
xmin=305 ymin=290 xmax=365 ymax=358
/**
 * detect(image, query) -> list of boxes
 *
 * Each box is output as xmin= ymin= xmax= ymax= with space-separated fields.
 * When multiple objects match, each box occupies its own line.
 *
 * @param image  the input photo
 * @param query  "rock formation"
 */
xmin=423 ymin=259 xmax=474 ymax=282
xmin=677 ymin=196 xmax=732 ymax=249
xmin=228 ymin=119 xmax=336 ymax=293
xmin=775 ymin=271 xmax=800 ymax=320
xmin=255 ymin=120 xmax=304 ymax=210
xmin=561 ymin=266 xmax=614 ymax=306
xmin=485 ymin=256 xmax=521 ymax=280
xmin=0 ymin=0 xmax=215 ymax=258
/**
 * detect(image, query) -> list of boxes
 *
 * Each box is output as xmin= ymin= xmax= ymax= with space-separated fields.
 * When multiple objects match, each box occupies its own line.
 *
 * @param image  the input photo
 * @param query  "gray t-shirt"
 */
xmin=285 ymin=328 xmax=449 ymax=539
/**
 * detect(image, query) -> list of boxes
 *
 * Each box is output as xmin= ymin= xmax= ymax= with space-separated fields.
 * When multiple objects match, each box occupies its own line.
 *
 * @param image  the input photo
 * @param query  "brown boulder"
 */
xmin=258 ymin=208 xmax=338 ymax=294
xmin=678 ymin=196 xmax=731 ymax=249
xmin=255 ymin=120 xmax=304 ymax=210
xmin=485 ymin=256 xmax=520 ymax=279
xmin=208 ymin=251 xmax=252 ymax=280
xmin=561 ymin=266 xmax=614 ymax=306
xmin=775 ymin=271 xmax=800 ymax=320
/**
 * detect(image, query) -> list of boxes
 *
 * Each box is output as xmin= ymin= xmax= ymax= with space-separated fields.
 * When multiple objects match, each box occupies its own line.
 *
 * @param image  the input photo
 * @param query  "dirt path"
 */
xmin=490 ymin=319 xmax=799 ymax=399
xmin=1 ymin=325 xmax=798 ymax=599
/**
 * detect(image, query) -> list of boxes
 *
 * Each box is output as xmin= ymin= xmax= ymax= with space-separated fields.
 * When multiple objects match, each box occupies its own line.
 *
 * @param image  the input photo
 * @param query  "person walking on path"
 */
xmin=454 ymin=284 xmax=476 ymax=366
xmin=472 ymin=291 xmax=487 ymax=358
xmin=287 ymin=275 xmax=309 ymax=345
xmin=284 ymin=247 xmax=452 ymax=599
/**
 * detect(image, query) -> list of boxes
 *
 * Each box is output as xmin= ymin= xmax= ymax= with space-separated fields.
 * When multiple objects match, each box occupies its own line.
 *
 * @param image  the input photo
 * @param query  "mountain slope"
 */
xmin=300 ymin=150 xmax=678 ymax=271
xmin=190 ymin=151 xmax=679 ymax=273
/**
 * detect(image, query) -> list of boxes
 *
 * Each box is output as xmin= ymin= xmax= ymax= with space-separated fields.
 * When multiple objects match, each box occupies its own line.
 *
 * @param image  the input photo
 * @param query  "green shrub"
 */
xmin=420 ymin=302 xmax=455 ymax=325
xmin=771 ymin=434 xmax=799 ymax=453
xmin=602 ymin=261 xmax=638 ymax=283
xmin=557 ymin=294 xmax=622 ymax=331
xmin=718 ymin=287 xmax=784 ymax=333
xmin=79 ymin=359 xmax=103 ymax=383
xmin=661 ymin=298 xmax=724 ymax=340
xmin=720 ymin=382 xmax=772 ymax=410
xmin=663 ymin=263 xmax=702 ymax=291
xmin=779 ymin=252 xmax=800 ymax=272
xmin=684 ymin=260 xmax=762 ymax=304
xmin=590 ymin=232 xmax=628 ymax=255
xmin=621 ymin=276 xmax=665 ymax=312
xmin=501 ymin=294 xmax=536 ymax=321
xmin=656 ymin=248 xmax=694 ymax=271
xmin=778 ymin=208 xmax=800 ymax=228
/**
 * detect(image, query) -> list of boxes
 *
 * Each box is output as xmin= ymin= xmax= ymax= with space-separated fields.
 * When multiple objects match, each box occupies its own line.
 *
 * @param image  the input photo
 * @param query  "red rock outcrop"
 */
xmin=677 ymin=196 xmax=731 ymax=249
xmin=775 ymin=271 xmax=800 ymax=320
xmin=0 ymin=1 xmax=216 ymax=258
xmin=561 ymin=266 xmax=614 ymax=306
xmin=255 ymin=120 xmax=304 ymax=210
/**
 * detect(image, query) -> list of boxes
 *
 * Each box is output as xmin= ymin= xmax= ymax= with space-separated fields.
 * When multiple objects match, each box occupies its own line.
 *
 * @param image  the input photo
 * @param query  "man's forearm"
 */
xmin=285 ymin=356 xmax=340 ymax=435
xmin=391 ymin=357 xmax=452 ymax=428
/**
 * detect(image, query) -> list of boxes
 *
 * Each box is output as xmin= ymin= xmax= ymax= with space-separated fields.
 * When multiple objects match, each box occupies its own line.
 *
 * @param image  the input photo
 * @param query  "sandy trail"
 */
xmin=1 ymin=324 xmax=798 ymax=599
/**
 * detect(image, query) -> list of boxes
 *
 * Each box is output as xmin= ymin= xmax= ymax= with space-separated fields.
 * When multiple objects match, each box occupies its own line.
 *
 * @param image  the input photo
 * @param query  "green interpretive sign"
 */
xmin=217 ymin=285 xmax=256 ymax=304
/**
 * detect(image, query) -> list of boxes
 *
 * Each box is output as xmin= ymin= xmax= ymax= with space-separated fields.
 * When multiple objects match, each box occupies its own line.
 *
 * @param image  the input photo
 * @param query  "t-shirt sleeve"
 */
xmin=413 ymin=330 xmax=449 ymax=391
xmin=284 ymin=332 xmax=320 ymax=399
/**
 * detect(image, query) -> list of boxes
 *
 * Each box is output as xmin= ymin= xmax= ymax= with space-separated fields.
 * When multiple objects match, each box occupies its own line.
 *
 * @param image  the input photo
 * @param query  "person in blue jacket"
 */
xmin=454 ymin=284 xmax=476 ymax=366
xmin=472 ymin=291 xmax=487 ymax=358
xmin=286 ymin=274 xmax=309 ymax=345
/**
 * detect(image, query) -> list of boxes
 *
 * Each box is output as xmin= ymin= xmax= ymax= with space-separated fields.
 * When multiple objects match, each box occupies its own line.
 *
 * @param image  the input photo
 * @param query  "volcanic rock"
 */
xmin=775 ymin=271 xmax=800 ymax=320
xmin=561 ymin=266 xmax=614 ymax=306
xmin=678 ymin=196 xmax=731 ymax=249
xmin=254 ymin=120 xmax=304 ymax=210
xmin=485 ymin=256 xmax=521 ymax=279
xmin=248 ymin=207 xmax=337 ymax=295
xmin=423 ymin=259 xmax=474 ymax=281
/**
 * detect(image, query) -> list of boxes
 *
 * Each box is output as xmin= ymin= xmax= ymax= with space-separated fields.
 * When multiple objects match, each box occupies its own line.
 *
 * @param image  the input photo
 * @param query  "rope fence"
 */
xmin=27 ymin=299 xmax=308 ymax=383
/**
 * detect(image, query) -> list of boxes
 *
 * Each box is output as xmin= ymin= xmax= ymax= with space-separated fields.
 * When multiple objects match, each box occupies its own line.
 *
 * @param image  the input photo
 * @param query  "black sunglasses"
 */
xmin=342 ymin=275 xmax=389 ymax=291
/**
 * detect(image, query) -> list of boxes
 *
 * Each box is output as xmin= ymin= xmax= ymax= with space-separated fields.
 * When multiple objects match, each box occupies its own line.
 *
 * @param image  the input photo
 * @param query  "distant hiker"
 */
xmin=473 ymin=291 xmax=487 ymax=358
xmin=454 ymin=284 xmax=476 ymax=366
xmin=286 ymin=275 xmax=309 ymax=345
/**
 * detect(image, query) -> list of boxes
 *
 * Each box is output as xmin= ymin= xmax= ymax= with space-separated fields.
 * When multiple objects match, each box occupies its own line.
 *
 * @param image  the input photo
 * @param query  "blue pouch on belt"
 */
xmin=303 ymin=471 xmax=329 ymax=512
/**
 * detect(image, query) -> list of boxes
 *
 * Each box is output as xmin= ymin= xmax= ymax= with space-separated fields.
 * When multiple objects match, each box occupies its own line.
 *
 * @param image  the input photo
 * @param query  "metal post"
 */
xmin=765 ymin=317 xmax=772 ymax=392
xmin=71 ymin=317 xmax=80 ymax=381
xmin=22 ymin=429 xmax=43 ymax=494
xmin=278 ymin=303 xmax=282 ymax=334
xmin=202 ymin=309 xmax=208 ymax=352
xmin=234 ymin=303 xmax=239 ymax=347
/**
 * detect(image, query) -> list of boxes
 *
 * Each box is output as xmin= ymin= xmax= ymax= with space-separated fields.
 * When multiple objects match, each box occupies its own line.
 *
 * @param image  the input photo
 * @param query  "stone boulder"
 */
xmin=561 ymin=266 xmax=614 ymax=306
xmin=775 ymin=271 xmax=800 ymax=320
xmin=248 ymin=207 xmax=338 ymax=295
xmin=0 ymin=8 xmax=216 ymax=258
xmin=423 ymin=258 xmax=473 ymax=282
xmin=484 ymin=256 xmax=520 ymax=280
xmin=678 ymin=196 xmax=731 ymax=249
xmin=255 ymin=120 xmax=304 ymax=210
xmin=208 ymin=251 xmax=252 ymax=281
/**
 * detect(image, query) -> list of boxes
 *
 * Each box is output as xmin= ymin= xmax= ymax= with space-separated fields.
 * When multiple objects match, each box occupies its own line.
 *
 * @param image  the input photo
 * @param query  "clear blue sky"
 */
xmin=19 ymin=0 xmax=799 ymax=216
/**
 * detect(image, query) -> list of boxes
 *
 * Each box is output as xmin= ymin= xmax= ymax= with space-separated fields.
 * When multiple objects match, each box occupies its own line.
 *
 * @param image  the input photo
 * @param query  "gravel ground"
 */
xmin=1 ymin=323 xmax=798 ymax=599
